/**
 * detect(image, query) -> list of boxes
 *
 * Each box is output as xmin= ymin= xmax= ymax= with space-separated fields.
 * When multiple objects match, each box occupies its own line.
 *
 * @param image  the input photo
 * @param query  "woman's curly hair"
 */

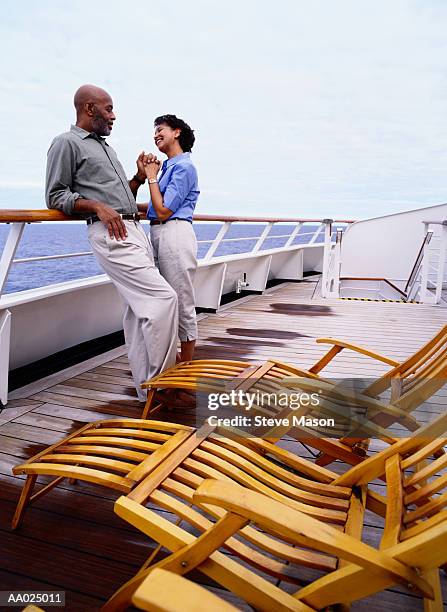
xmin=154 ymin=114 xmax=195 ymax=152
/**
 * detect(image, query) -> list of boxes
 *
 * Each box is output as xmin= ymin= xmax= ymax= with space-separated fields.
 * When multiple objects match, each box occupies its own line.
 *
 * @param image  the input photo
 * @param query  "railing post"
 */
xmin=203 ymin=222 xmax=232 ymax=261
xmin=0 ymin=223 xmax=25 ymax=407
xmin=331 ymin=230 xmax=342 ymax=298
xmin=435 ymin=221 xmax=447 ymax=303
xmin=0 ymin=309 xmax=11 ymax=407
xmin=284 ymin=222 xmax=303 ymax=247
xmin=419 ymin=221 xmax=447 ymax=304
xmin=320 ymin=219 xmax=333 ymax=298
xmin=0 ymin=222 xmax=25 ymax=297
xmin=253 ymin=222 xmax=274 ymax=253
xmin=419 ymin=222 xmax=431 ymax=303
xmin=309 ymin=221 xmax=325 ymax=245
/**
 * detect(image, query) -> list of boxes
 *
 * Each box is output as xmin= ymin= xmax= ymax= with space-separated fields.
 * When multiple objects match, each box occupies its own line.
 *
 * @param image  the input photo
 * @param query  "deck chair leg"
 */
xmin=316 ymin=438 xmax=369 ymax=467
xmin=12 ymin=474 xmax=37 ymax=530
xmin=142 ymin=389 xmax=156 ymax=420
xmin=102 ymin=566 xmax=152 ymax=612
xmin=422 ymin=568 xmax=442 ymax=612
xmin=316 ymin=453 xmax=336 ymax=467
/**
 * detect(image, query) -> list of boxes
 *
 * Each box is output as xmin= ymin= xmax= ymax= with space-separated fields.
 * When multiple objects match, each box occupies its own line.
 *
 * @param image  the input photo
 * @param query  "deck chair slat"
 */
xmin=404 ymin=491 xmax=447 ymax=524
xmin=401 ymin=509 xmax=447 ymax=540
xmin=197 ymin=441 xmax=349 ymax=510
xmin=401 ymin=437 xmax=447 ymax=469
xmin=94 ymin=419 xmax=192 ymax=432
xmin=380 ymin=455 xmax=404 ymax=549
xmin=127 ymin=430 xmax=193 ymax=482
xmin=67 ymin=435 xmax=166 ymax=450
xmin=127 ymin=424 xmax=215 ymax=504
xmin=157 ymin=477 xmax=337 ymax=572
xmin=151 ymin=487 xmax=332 ymax=579
xmin=80 ymin=427 xmax=171 ymax=441
xmin=404 ymin=452 xmax=447 ymax=487
xmin=182 ymin=453 xmax=347 ymax=524
xmin=56 ymin=444 xmax=150 ymax=461
xmin=401 ymin=335 xmax=447 ymax=378
xmin=131 ymin=569 xmax=238 ymax=612
xmin=40 ymin=453 xmax=136 ymax=473
xmin=15 ymin=463 xmax=132 ymax=491
xmin=228 ymin=361 xmax=276 ymax=392
xmin=208 ymin=434 xmax=350 ymax=497
xmin=404 ymin=473 xmax=447 ymax=506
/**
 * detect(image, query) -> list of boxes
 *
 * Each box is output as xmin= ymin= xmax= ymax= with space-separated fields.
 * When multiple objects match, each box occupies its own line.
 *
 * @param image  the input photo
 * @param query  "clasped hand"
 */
xmin=142 ymin=153 xmax=161 ymax=180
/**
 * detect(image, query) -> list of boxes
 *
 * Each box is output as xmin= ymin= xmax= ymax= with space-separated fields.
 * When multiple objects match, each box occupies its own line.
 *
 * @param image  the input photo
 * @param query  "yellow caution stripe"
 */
xmin=340 ymin=297 xmax=419 ymax=304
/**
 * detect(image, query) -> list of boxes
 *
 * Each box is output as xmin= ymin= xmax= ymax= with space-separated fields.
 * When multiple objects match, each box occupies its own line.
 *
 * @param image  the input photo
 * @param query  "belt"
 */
xmin=150 ymin=218 xmax=190 ymax=226
xmin=86 ymin=213 xmax=140 ymax=226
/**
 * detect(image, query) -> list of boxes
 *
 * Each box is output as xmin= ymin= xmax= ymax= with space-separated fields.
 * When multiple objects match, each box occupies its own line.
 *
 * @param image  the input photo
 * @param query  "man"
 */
xmin=45 ymin=84 xmax=178 ymax=402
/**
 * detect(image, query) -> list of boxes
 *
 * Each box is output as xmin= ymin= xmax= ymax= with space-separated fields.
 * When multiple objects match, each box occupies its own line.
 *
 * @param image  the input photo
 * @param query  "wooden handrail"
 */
xmin=0 ymin=209 xmax=356 ymax=224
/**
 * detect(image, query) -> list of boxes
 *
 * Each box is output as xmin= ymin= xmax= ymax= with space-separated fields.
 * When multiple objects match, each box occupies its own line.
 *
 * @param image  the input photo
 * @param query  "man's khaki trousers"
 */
xmin=88 ymin=219 xmax=178 ymax=401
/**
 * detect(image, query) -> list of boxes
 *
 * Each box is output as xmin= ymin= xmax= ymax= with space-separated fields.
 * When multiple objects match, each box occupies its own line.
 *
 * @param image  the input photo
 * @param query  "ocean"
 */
xmin=0 ymin=222 xmax=324 ymax=294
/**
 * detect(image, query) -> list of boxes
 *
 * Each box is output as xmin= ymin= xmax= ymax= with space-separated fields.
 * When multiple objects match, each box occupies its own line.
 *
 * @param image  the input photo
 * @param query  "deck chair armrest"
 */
xmin=281 ymin=377 xmax=402 ymax=440
xmin=194 ymin=480 xmax=432 ymax=598
xmin=133 ymin=568 xmax=237 ymax=612
xmin=312 ymin=338 xmax=400 ymax=370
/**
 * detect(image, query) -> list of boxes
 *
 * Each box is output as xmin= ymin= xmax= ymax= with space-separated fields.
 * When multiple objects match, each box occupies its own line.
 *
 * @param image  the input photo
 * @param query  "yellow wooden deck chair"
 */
xmin=103 ymin=411 xmax=447 ymax=611
xmin=141 ymin=324 xmax=447 ymax=465
xmin=132 ymin=568 xmax=238 ymax=612
xmin=272 ymin=365 xmax=447 ymax=467
xmin=8 ymin=384 xmax=367 ymax=529
xmin=142 ymin=324 xmax=447 ymax=416
xmin=11 ymin=419 xmax=194 ymax=529
xmin=11 ymin=363 xmax=446 ymax=529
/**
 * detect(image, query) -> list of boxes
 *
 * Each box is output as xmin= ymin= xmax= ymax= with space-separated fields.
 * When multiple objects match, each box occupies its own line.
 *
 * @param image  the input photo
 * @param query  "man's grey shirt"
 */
xmin=45 ymin=124 xmax=138 ymax=216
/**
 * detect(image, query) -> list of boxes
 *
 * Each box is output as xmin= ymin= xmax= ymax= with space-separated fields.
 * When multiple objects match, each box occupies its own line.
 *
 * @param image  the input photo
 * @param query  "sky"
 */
xmin=1 ymin=0 xmax=447 ymax=220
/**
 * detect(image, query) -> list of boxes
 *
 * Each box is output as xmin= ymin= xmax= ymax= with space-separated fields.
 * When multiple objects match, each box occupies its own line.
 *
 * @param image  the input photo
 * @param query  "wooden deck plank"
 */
xmin=0 ymin=402 xmax=44 ymax=426
xmin=32 ymin=403 xmax=120 ymax=423
xmin=0 ymin=569 xmax=103 ymax=611
xmin=0 ymin=529 xmax=142 ymax=600
xmin=47 ymin=382 xmax=139 ymax=403
xmin=28 ymin=391 xmax=141 ymax=416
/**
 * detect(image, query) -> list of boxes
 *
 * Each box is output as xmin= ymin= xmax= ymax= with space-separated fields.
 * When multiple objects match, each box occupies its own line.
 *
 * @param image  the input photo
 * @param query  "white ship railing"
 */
xmin=322 ymin=219 xmax=447 ymax=304
xmin=0 ymin=210 xmax=353 ymax=406
xmin=321 ymin=228 xmax=343 ymax=298
xmin=0 ymin=211 xmax=352 ymax=299
xmin=419 ymin=220 xmax=447 ymax=304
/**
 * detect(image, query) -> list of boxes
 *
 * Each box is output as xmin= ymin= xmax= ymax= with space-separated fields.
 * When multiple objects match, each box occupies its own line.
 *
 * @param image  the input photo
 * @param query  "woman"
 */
xmin=142 ymin=114 xmax=199 ymax=362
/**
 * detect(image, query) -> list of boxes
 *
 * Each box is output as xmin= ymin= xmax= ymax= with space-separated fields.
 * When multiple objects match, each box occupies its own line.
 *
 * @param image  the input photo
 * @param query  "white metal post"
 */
xmin=204 ymin=222 xmax=232 ymax=261
xmin=330 ymin=230 xmax=342 ymax=298
xmin=420 ymin=222 xmax=434 ymax=304
xmin=0 ymin=309 xmax=11 ymax=406
xmin=320 ymin=219 xmax=333 ymax=298
xmin=253 ymin=222 xmax=273 ymax=253
xmin=309 ymin=222 xmax=324 ymax=245
xmin=434 ymin=222 xmax=447 ymax=302
xmin=284 ymin=222 xmax=303 ymax=247
xmin=0 ymin=222 xmax=25 ymax=297
xmin=0 ymin=223 xmax=26 ymax=407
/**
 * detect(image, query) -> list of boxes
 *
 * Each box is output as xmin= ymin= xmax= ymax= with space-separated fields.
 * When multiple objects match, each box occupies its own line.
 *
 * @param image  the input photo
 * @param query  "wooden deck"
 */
xmin=1 ymin=278 xmax=447 ymax=611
